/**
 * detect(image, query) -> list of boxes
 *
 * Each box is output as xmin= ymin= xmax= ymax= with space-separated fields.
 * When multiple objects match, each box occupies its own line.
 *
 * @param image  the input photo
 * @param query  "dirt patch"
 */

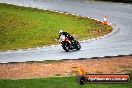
xmin=0 ymin=55 xmax=132 ymax=79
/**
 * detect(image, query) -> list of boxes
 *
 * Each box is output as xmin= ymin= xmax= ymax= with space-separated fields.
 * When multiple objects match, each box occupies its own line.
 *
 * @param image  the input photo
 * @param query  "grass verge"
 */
xmin=0 ymin=3 xmax=112 ymax=51
xmin=0 ymin=73 xmax=131 ymax=88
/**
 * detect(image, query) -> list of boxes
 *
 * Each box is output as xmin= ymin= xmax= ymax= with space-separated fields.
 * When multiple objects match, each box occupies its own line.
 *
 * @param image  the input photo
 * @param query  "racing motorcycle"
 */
xmin=60 ymin=35 xmax=81 ymax=52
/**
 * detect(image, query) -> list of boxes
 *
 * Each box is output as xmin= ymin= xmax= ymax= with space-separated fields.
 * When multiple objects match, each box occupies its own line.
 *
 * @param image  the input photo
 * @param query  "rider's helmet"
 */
xmin=59 ymin=30 xmax=63 ymax=34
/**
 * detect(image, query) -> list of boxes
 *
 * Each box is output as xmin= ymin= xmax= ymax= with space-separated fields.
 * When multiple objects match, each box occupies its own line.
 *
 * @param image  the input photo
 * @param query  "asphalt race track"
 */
xmin=0 ymin=0 xmax=132 ymax=63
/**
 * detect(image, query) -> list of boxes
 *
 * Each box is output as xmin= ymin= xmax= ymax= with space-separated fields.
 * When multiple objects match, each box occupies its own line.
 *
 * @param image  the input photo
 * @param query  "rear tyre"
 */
xmin=76 ymin=43 xmax=81 ymax=50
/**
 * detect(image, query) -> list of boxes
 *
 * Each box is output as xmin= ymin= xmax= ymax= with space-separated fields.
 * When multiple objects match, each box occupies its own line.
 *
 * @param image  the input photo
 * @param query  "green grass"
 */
xmin=0 ymin=73 xmax=132 ymax=88
xmin=0 ymin=3 xmax=112 ymax=50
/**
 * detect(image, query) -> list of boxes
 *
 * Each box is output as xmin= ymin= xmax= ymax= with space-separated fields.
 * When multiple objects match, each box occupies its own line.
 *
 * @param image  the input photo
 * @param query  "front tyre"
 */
xmin=62 ymin=42 xmax=70 ymax=52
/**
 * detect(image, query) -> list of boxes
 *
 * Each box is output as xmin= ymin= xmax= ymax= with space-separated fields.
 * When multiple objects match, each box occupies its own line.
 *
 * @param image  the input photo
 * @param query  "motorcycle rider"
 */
xmin=59 ymin=30 xmax=76 ymax=47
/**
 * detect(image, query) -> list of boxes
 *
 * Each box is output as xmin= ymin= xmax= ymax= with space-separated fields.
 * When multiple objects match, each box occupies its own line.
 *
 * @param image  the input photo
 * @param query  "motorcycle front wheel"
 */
xmin=62 ymin=42 xmax=70 ymax=52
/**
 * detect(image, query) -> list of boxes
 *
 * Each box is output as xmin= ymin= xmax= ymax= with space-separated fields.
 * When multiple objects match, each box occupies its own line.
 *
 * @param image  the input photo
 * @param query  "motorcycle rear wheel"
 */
xmin=76 ymin=44 xmax=81 ymax=50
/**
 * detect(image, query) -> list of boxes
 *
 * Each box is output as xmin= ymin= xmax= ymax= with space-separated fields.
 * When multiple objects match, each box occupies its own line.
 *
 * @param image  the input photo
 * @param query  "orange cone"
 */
xmin=104 ymin=16 xmax=107 ymax=25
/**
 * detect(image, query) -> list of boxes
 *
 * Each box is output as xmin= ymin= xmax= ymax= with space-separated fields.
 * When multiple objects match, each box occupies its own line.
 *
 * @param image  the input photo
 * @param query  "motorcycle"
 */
xmin=60 ymin=35 xmax=81 ymax=52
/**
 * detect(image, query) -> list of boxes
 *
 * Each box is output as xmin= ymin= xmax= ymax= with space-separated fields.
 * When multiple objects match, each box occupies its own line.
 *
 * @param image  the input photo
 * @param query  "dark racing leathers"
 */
xmin=59 ymin=32 xmax=76 ymax=48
